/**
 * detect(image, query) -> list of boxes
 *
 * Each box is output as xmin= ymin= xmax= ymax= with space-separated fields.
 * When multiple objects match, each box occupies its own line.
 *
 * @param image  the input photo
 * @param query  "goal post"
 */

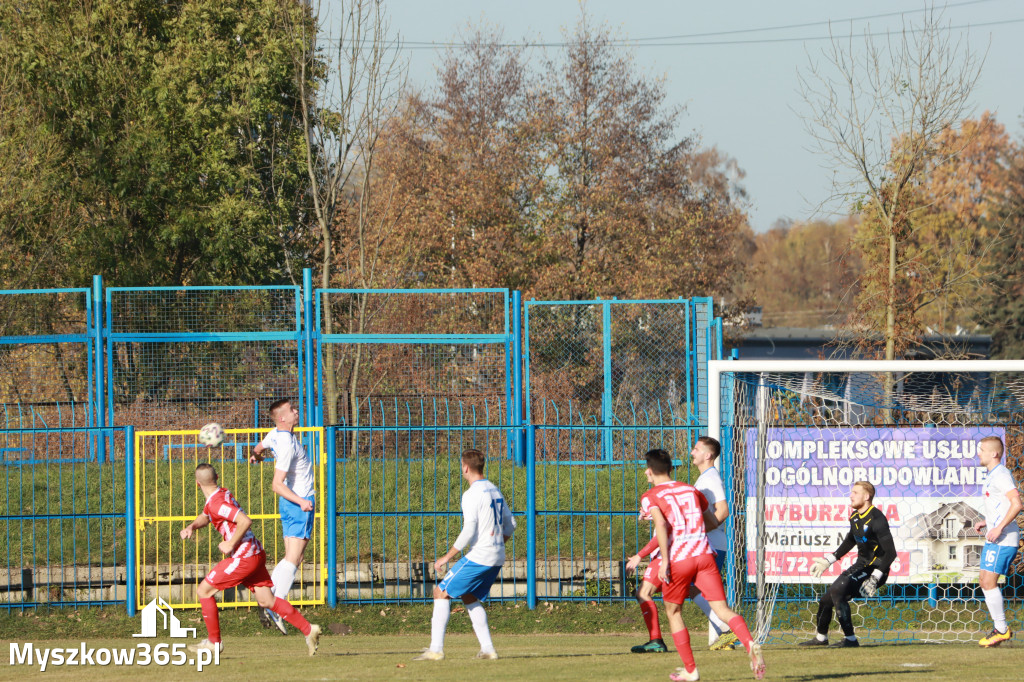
xmin=709 ymin=359 xmax=1024 ymax=644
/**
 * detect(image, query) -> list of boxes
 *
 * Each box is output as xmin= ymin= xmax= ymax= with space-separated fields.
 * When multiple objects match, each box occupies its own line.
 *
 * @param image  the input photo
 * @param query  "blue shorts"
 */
xmin=279 ymin=495 xmax=315 ymax=539
xmin=980 ymin=543 xmax=1018 ymax=575
xmin=438 ymin=557 xmax=502 ymax=601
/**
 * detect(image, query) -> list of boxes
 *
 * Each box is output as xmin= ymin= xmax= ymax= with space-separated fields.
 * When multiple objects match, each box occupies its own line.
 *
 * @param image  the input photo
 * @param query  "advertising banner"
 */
xmin=744 ymin=426 xmax=1004 ymax=583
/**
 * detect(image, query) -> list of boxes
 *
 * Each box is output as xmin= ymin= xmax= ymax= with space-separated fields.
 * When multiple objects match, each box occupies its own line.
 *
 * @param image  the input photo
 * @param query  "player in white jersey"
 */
xmin=690 ymin=437 xmax=737 ymax=650
xmin=414 ymin=449 xmax=516 ymax=662
xmin=249 ymin=398 xmax=316 ymax=634
xmin=974 ymin=435 xmax=1022 ymax=647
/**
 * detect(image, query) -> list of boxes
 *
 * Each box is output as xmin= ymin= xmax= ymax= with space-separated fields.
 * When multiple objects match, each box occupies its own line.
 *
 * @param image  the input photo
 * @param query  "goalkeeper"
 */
xmin=799 ymin=481 xmax=896 ymax=648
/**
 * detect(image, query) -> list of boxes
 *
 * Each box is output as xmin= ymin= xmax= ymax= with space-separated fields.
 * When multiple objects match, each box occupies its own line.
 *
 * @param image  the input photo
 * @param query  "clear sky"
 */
xmin=324 ymin=0 xmax=1024 ymax=233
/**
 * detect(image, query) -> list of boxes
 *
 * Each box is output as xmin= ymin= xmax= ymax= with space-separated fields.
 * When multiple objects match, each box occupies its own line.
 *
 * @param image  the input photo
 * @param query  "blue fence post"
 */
xmin=92 ymin=275 xmax=107 ymax=463
xmin=326 ymin=426 xmax=338 ymax=607
xmin=511 ymin=291 xmax=525 ymax=466
xmin=303 ymin=268 xmax=316 ymax=427
xmin=601 ymin=300 xmax=613 ymax=463
xmin=125 ymin=425 xmax=136 ymax=616
xmin=526 ymin=424 xmax=537 ymax=609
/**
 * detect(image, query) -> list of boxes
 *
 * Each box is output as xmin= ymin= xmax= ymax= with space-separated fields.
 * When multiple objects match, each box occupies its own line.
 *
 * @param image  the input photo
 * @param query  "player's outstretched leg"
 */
xmin=255 ymin=587 xmax=320 ymax=656
xmin=663 ymin=602 xmax=698 ymax=681
xmin=707 ymin=602 xmax=765 ymax=680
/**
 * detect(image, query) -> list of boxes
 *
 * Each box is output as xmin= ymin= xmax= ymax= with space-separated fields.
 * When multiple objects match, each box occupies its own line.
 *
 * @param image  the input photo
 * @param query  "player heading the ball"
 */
xmin=414 ymin=449 xmax=516 ymax=662
xmin=800 ymin=481 xmax=896 ymax=648
xmin=179 ymin=463 xmax=321 ymax=656
xmin=974 ymin=436 xmax=1022 ymax=648
xmin=249 ymin=398 xmax=316 ymax=635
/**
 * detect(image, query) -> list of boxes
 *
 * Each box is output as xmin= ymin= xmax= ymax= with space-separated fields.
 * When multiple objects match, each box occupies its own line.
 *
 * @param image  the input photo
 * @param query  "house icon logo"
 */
xmin=133 ymin=597 xmax=197 ymax=638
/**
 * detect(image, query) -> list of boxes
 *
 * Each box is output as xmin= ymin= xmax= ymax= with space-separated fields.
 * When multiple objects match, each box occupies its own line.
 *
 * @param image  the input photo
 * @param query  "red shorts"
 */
xmin=662 ymin=553 xmax=726 ymax=605
xmin=642 ymin=557 xmax=664 ymax=591
xmin=204 ymin=551 xmax=273 ymax=592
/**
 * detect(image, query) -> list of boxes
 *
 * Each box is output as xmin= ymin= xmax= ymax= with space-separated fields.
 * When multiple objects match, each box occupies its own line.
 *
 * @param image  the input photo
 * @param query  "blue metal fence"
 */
xmin=0 ymin=272 xmax=721 ymax=611
xmin=0 ymin=426 xmax=134 ymax=612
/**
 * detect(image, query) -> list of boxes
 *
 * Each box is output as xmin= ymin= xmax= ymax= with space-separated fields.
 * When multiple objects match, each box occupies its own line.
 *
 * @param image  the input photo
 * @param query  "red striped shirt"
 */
xmin=203 ymin=488 xmax=263 ymax=559
xmin=646 ymin=481 xmax=713 ymax=563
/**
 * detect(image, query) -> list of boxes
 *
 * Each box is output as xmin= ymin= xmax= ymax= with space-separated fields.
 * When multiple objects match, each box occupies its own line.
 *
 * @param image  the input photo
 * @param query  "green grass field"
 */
xmin=2 ymin=633 xmax=1020 ymax=681
xmin=1 ymin=604 xmax=1020 ymax=681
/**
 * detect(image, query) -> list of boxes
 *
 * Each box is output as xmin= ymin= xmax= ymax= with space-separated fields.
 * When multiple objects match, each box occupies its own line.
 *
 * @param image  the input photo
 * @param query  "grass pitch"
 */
xmin=2 ymin=633 xmax=1019 ymax=681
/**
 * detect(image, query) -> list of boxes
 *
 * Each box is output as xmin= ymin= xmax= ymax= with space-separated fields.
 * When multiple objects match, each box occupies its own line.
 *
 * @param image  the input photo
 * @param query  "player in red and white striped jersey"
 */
xmin=643 ymin=449 xmax=766 ymax=682
xmin=180 ymin=463 xmax=321 ymax=656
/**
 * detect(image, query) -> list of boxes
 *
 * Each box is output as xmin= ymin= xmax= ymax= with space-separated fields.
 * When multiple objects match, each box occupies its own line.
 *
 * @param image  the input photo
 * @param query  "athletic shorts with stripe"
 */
xmin=661 ymin=553 xmax=726 ymax=604
xmin=642 ymin=549 xmax=725 ymax=592
xmin=204 ymin=550 xmax=274 ymax=591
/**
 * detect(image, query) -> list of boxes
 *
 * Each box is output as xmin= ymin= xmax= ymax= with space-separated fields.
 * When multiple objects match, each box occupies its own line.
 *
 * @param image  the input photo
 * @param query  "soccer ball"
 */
xmin=198 ymin=422 xmax=224 ymax=447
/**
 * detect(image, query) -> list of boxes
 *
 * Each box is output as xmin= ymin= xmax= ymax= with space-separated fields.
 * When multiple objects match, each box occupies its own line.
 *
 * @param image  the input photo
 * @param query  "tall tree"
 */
xmin=292 ymin=0 xmax=406 ymax=425
xmin=0 ymin=0 xmax=314 ymax=287
xmin=381 ymin=16 xmax=751 ymax=302
xmin=980 ymin=133 xmax=1024 ymax=358
xmin=798 ymin=5 xmax=984 ymax=358
xmin=738 ymin=218 xmax=861 ymax=327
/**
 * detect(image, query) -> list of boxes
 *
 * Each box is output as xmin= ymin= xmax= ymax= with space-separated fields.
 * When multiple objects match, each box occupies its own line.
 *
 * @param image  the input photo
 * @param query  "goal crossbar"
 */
xmin=708 ymin=359 xmax=1024 ymax=440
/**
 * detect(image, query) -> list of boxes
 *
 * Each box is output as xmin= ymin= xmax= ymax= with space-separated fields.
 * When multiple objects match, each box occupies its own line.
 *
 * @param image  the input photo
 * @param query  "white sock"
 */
xmin=816 ymin=633 xmax=827 ymax=642
xmin=429 ymin=599 xmax=451 ymax=652
xmin=983 ymin=587 xmax=1007 ymax=632
xmin=694 ymin=594 xmax=730 ymax=635
xmin=271 ymin=560 xmax=297 ymax=600
xmin=846 ymin=635 xmax=857 ymax=641
xmin=465 ymin=600 xmax=495 ymax=653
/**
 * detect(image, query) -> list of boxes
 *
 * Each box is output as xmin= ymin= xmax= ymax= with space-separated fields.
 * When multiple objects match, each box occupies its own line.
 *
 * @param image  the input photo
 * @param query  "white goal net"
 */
xmin=710 ymin=360 xmax=1024 ymax=644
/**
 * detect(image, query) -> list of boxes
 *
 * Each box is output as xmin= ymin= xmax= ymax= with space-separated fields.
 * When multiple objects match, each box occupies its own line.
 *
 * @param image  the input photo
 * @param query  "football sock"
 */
xmin=728 ymin=615 xmax=755 ymax=652
xmin=272 ymin=560 xmax=298 ymax=600
xmin=815 ymin=633 xmax=827 ymax=642
xmin=982 ymin=588 xmax=1007 ymax=632
xmin=845 ymin=635 xmax=857 ymax=642
xmin=465 ymin=600 xmax=495 ymax=653
xmin=693 ymin=594 xmax=730 ymax=634
xmin=671 ymin=628 xmax=697 ymax=673
xmin=639 ymin=600 xmax=662 ymax=639
xmin=429 ymin=598 xmax=451 ymax=652
xmin=200 ymin=597 xmax=221 ymax=644
xmin=272 ymin=597 xmax=312 ymax=636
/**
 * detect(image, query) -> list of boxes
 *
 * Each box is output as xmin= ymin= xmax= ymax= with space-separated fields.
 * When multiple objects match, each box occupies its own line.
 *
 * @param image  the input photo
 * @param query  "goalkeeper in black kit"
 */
xmin=799 ymin=481 xmax=896 ymax=648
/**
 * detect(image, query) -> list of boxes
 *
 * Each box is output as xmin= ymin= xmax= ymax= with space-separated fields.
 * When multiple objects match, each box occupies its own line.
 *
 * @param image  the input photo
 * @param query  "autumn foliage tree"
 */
xmin=377 ymin=18 xmax=751 ymax=302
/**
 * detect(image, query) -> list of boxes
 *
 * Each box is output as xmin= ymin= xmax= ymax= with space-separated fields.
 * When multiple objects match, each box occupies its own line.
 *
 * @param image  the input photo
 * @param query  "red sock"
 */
xmin=639 ymin=600 xmax=661 ymax=639
xmin=272 ymin=597 xmax=312 ymax=636
xmin=728 ymin=615 xmax=755 ymax=652
xmin=200 ymin=597 xmax=221 ymax=644
xmin=671 ymin=628 xmax=696 ymax=673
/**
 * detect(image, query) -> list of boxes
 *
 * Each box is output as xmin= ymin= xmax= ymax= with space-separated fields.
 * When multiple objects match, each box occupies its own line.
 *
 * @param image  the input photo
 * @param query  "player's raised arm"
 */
xmin=249 ymin=441 xmax=267 ymax=463
xmin=180 ymin=512 xmax=210 ymax=540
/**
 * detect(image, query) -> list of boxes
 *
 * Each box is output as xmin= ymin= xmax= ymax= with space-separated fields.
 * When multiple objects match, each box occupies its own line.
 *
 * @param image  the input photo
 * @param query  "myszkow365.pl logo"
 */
xmin=9 ymin=598 xmax=219 ymax=672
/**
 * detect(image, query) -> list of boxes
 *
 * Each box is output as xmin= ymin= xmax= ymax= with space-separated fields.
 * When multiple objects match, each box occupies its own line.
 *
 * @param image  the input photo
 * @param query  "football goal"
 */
xmin=709 ymin=360 xmax=1024 ymax=644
